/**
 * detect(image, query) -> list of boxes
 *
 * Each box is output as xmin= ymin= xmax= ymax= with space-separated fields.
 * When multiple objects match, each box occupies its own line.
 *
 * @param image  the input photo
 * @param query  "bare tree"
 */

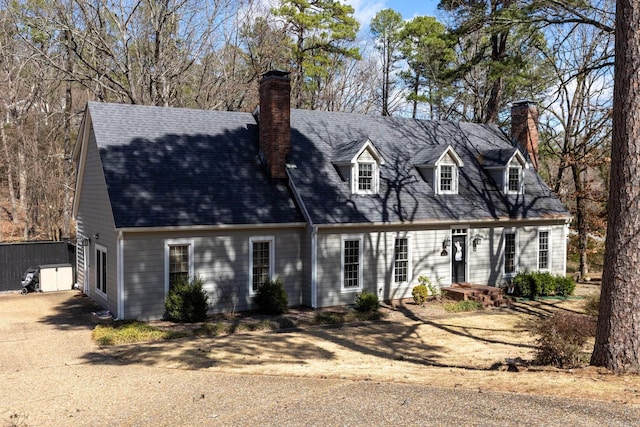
xmin=540 ymin=21 xmax=613 ymax=280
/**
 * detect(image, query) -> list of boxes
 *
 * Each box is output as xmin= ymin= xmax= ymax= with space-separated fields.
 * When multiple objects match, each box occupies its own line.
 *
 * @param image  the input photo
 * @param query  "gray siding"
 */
xmin=75 ymin=128 xmax=119 ymax=316
xmin=314 ymin=221 xmax=568 ymax=308
xmin=121 ymin=228 xmax=304 ymax=320
xmin=315 ymin=226 xmax=450 ymax=307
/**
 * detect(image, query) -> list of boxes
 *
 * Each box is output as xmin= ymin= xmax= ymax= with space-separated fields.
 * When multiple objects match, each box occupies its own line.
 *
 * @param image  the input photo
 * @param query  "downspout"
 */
xmin=117 ymin=231 xmax=124 ymax=320
xmin=311 ymin=225 xmax=318 ymax=308
xmin=286 ymin=165 xmax=317 ymax=308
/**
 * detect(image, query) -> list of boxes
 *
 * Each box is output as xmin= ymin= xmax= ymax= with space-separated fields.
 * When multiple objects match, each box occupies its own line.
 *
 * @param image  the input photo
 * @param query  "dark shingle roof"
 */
xmin=86 ymin=102 xmax=569 ymax=229
xmin=286 ymin=109 xmax=570 ymax=225
xmin=87 ymin=102 xmax=303 ymax=228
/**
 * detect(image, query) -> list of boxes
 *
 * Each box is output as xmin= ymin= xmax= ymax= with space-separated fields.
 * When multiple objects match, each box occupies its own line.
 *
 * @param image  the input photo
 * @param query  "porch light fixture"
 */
xmin=473 ymin=235 xmax=483 ymax=251
xmin=442 ymin=236 xmax=451 ymax=250
xmin=93 ymin=233 xmax=100 ymax=240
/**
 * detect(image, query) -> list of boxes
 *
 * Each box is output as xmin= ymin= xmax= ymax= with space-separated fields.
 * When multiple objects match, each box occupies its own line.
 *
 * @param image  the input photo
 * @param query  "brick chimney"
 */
xmin=511 ymin=100 xmax=539 ymax=170
xmin=259 ymin=70 xmax=291 ymax=180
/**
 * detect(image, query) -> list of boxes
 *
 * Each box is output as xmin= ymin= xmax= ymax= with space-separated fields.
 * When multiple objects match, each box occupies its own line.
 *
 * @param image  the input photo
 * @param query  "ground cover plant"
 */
xmin=93 ymin=321 xmax=189 ymax=345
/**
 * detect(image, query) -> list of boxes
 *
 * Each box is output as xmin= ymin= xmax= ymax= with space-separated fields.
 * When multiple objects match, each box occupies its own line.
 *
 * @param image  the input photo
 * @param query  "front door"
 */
xmin=451 ymin=234 xmax=466 ymax=283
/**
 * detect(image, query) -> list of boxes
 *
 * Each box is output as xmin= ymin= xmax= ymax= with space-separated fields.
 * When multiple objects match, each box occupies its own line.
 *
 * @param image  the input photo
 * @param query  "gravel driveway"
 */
xmin=1 ymin=291 xmax=639 ymax=426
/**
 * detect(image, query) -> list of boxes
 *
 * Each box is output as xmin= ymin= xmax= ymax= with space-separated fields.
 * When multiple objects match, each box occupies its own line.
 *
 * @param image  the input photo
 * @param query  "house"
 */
xmin=72 ymin=71 xmax=571 ymax=320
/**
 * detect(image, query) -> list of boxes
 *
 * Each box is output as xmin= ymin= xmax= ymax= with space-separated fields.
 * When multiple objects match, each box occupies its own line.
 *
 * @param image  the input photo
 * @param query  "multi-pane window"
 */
xmin=96 ymin=246 xmax=107 ymax=295
xmin=251 ymin=239 xmax=272 ymax=292
xmin=394 ymin=238 xmax=409 ymax=283
xmin=538 ymin=230 xmax=549 ymax=270
xmin=504 ymin=232 xmax=516 ymax=274
xmin=169 ymin=244 xmax=190 ymax=286
xmin=343 ymin=239 xmax=361 ymax=289
xmin=508 ymin=167 xmax=520 ymax=192
xmin=440 ymin=165 xmax=453 ymax=192
xmin=358 ymin=163 xmax=373 ymax=191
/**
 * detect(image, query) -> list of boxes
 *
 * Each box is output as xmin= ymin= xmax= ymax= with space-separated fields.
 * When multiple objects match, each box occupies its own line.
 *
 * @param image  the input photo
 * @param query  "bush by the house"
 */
xmin=511 ymin=271 xmax=575 ymax=299
xmin=165 ymin=276 xmax=210 ymax=322
xmin=529 ymin=312 xmax=596 ymax=368
xmin=253 ymin=278 xmax=288 ymax=315
xmin=554 ymin=275 xmax=576 ymax=297
xmin=412 ymin=284 xmax=429 ymax=306
xmin=355 ymin=290 xmax=380 ymax=312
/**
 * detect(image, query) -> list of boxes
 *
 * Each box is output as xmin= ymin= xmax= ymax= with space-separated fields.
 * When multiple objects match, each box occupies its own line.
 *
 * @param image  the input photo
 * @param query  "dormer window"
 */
xmin=358 ymin=162 xmax=374 ymax=192
xmin=332 ymin=138 xmax=385 ymax=196
xmin=480 ymin=148 xmax=528 ymax=195
xmin=439 ymin=165 xmax=456 ymax=193
xmin=507 ymin=166 xmax=522 ymax=193
xmin=414 ymin=145 xmax=464 ymax=196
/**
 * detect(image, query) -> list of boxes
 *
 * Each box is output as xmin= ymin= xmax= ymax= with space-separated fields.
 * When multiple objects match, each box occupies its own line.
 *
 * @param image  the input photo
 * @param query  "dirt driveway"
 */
xmin=1 ymin=289 xmax=639 ymax=426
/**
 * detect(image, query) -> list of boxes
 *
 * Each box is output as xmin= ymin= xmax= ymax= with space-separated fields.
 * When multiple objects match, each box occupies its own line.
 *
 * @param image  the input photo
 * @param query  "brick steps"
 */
xmin=442 ymin=283 xmax=509 ymax=307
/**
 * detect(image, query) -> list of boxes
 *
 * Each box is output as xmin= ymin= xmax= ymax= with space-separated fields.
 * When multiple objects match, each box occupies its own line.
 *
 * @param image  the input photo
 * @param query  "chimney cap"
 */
xmin=511 ymin=99 xmax=536 ymax=108
xmin=262 ymin=70 xmax=291 ymax=79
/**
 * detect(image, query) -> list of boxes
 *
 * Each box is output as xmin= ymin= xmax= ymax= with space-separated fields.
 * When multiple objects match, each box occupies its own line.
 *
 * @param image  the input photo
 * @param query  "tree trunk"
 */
xmin=1 ymin=124 xmax=19 ymax=228
xmin=591 ymin=0 xmax=640 ymax=373
xmin=62 ymin=29 xmax=73 ymax=240
xmin=572 ymin=162 xmax=589 ymax=280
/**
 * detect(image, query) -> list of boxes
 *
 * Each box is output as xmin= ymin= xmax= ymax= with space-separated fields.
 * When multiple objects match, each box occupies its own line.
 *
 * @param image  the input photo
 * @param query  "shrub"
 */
xmin=412 ymin=284 xmax=429 ymax=306
xmin=355 ymin=290 xmax=380 ymax=312
xmin=165 ymin=276 xmax=210 ymax=322
xmin=443 ymin=300 xmax=484 ymax=312
xmin=555 ymin=276 xmax=576 ymax=297
xmin=529 ymin=312 xmax=596 ymax=368
xmin=512 ymin=272 xmax=532 ymax=298
xmin=584 ymin=293 xmax=600 ymax=317
xmin=253 ymin=278 xmax=288 ymax=315
xmin=535 ymin=272 xmax=556 ymax=296
xmin=512 ymin=272 xmax=575 ymax=299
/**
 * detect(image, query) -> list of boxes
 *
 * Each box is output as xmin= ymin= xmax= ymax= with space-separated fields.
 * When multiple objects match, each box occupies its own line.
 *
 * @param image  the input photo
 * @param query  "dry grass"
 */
xmin=101 ymin=285 xmax=640 ymax=405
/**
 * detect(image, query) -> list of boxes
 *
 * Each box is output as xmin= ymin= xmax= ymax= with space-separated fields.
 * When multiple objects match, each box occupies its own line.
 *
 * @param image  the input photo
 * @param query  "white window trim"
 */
xmin=95 ymin=244 xmax=108 ymax=299
xmin=393 ymin=234 xmax=413 ymax=287
xmin=249 ymin=236 xmax=275 ymax=294
xmin=352 ymin=160 xmax=379 ymax=195
xmin=537 ymin=228 xmax=552 ymax=271
xmin=435 ymin=164 xmax=458 ymax=195
xmin=341 ymin=235 xmax=364 ymax=292
xmin=505 ymin=166 xmax=523 ymax=194
xmin=503 ymin=228 xmax=518 ymax=277
xmin=164 ymin=239 xmax=195 ymax=297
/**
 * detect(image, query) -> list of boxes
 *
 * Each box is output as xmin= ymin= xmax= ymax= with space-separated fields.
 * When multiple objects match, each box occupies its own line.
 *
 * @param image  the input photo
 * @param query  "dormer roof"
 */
xmin=414 ymin=145 xmax=464 ymax=168
xmin=481 ymin=148 xmax=528 ymax=169
xmin=333 ymin=138 xmax=385 ymax=165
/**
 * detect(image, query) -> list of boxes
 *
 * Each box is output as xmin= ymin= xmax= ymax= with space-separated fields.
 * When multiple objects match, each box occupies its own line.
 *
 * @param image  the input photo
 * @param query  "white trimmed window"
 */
xmin=538 ymin=229 xmax=550 ymax=270
xmin=507 ymin=167 xmax=522 ymax=194
xmin=436 ymin=164 xmax=458 ymax=194
xmin=250 ymin=236 xmax=274 ymax=293
xmin=394 ymin=236 xmax=411 ymax=284
xmin=96 ymin=245 xmax=107 ymax=296
xmin=358 ymin=162 xmax=374 ymax=191
xmin=342 ymin=236 xmax=363 ymax=291
xmin=165 ymin=239 xmax=194 ymax=291
xmin=354 ymin=161 xmax=378 ymax=194
xmin=504 ymin=230 xmax=517 ymax=275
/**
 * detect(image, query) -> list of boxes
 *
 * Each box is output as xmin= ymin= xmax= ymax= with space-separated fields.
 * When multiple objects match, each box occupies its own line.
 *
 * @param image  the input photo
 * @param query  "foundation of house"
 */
xmin=443 ymin=283 xmax=509 ymax=307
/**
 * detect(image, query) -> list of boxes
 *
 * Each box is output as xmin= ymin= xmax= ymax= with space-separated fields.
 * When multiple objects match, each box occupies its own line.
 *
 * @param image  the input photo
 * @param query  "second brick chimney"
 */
xmin=259 ymin=70 xmax=291 ymax=180
xmin=511 ymin=100 xmax=539 ymax=170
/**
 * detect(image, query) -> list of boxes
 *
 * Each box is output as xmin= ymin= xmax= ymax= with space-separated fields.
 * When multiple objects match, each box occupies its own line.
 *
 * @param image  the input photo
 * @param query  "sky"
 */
xmin=344 ymin=0 xmax=442 ymax=29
